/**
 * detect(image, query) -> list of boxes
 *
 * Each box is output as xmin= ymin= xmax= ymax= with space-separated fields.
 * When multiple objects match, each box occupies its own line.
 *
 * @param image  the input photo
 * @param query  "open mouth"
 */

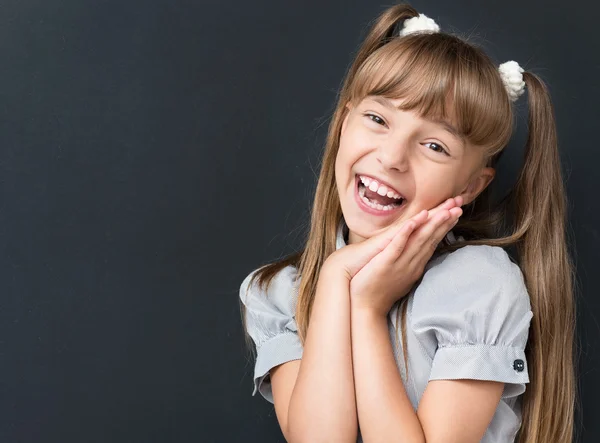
xmin=354 ymin=174 xmax=407 ymax=215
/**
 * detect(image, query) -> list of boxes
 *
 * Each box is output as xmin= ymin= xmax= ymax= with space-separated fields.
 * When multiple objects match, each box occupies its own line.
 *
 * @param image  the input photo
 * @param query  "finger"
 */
xmin=363 ymin=212 xmax=423 ymax=253
xmin=426 ymin=199 xmax=454 ymax=221
xmin=427 ymin=197 xmax=459 ymax=221
xmin=384 ymin=209 xmax=428 ymax=238
xmin=380 ymin=218 xmax=419 ymax=261
xmin=340 ymin=224 xmax=410 ymax=278
xmin=408 ymin=209 xmax=429 ymax=226
xmin=405 ymin=208 xmax=453 ymax=261
xmin=415 ymin=207 xmax=462 ymax=262
xmin=382 ymin=207 xmax=438 ymax=252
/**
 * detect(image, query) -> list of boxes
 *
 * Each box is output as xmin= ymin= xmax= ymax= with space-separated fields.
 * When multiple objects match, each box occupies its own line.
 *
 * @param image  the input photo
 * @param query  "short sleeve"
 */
xmin=239 ymin=265 xmax=303 ymax=404
xmin=411 ymin=245 xmax=534 ymax=399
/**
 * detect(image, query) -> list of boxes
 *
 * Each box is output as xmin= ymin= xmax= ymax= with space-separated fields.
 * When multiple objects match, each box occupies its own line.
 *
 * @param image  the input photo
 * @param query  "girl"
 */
xmin=239 ymin=3 xmax=577 ymax=443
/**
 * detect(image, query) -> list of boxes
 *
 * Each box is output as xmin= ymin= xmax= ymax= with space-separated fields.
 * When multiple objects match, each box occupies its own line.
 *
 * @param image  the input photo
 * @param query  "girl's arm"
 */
xmin=350 ymin=308 xmax=505 ymax=443
xmin=285 ymin=264 xmax=357 ymax=443
xmin=350 ymin=308 xmax=426 ymax=442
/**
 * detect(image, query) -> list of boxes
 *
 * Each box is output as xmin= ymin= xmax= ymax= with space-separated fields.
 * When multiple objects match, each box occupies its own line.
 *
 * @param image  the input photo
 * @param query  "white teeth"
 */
xmin=358 ymin=182 xmax=403 ymax=211
xmin=358 ymin=175 xmax=404 ymax=200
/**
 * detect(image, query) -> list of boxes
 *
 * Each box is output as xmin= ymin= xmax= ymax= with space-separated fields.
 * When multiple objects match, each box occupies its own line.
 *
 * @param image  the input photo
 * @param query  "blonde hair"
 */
xmin=240 ymin=3 xmax=578 ymax=442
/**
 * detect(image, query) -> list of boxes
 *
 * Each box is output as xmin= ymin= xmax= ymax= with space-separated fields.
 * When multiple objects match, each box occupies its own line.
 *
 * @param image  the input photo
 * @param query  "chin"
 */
xmin=345 ymin=218 xmax=392 ymax=240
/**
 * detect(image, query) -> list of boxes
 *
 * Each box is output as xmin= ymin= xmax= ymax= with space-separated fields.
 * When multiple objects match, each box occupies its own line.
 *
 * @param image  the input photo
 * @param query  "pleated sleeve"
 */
xmin=239 ymin=265 xmax=303 ymax=404
xmin=411 ymin=245 xmax=534 ymax=399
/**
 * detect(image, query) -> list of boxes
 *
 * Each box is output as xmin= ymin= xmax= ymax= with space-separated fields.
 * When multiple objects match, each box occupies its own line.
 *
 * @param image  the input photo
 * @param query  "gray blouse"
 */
xmin=239 ymin=217 xmax=533 ymax=442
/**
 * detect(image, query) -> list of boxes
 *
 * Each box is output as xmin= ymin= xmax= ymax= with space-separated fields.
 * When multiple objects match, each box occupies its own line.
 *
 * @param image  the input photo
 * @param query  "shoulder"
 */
xmin=428 ymin=244 xmax=522 ymax=278
xmin=239 ymin=264 xmax=300 ymax=315
xmin=412 ymin=244 xmax=532 ymax=331
xmin=419 ymin=244 xmax=528 ymax=303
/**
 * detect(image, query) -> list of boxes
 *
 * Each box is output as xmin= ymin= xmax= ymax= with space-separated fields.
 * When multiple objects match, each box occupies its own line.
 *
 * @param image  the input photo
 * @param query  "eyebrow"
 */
xmin=369 ymin=96 xmax=466 ymax=149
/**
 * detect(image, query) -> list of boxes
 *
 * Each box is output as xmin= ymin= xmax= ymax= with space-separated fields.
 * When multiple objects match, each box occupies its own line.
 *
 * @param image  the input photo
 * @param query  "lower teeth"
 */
xmin=358 ymin=184 xmax=403 ymax=211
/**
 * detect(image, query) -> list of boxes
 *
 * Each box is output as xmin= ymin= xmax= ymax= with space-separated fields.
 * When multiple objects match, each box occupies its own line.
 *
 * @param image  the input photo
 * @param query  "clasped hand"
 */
xmin=326 ymin=196 xmax=463 ymax=317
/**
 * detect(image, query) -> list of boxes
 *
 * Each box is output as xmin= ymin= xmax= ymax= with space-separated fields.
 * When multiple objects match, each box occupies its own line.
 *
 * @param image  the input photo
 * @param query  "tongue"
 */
xmin=364 ymin=186 xmax=399 ymax=206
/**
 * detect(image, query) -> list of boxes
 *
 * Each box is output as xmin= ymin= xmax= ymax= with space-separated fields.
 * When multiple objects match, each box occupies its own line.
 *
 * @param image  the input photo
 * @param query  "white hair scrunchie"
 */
xmin=398 ymin=13 xmax=526 ymax=102
xmin=399 ymin=13 xmax=440 ymax=37
xmin=498 ymin=60 xmax=526 ymax=102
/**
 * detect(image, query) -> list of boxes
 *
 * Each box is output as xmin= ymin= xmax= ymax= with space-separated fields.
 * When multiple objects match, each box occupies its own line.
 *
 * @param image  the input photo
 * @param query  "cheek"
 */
xmin=413 ymin=172 xmax=458 ymax=206
xmin=338 ymin=129 xmax=370 ymax=164
xmin=335 ymin=138 xmax=354 ymax=173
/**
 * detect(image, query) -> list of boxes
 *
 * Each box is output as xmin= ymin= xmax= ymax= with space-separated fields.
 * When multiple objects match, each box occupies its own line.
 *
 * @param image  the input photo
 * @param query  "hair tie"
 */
xmin=498 ymin=61 xmax=526 ymax=102
xmin=398 ymin=13 xmax=440 ymax=37
xmin=398 ymin=14 xmax=526 ymax=102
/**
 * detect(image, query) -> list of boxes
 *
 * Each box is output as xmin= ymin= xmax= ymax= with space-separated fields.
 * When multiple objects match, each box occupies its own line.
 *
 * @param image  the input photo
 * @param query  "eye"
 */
xmin=424 ymin=142 xmax=450 ymax=156
xmin=363 ymin=113 xmax=387 ymax=127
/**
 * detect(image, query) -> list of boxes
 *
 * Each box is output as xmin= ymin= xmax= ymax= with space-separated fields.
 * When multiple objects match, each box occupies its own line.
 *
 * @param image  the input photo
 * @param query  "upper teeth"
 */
xmin=359 ymin=175 xmax=403 ymax=200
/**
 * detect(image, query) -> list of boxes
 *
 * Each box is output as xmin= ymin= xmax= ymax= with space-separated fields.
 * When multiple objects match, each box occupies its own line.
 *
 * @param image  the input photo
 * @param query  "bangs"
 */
xmin=348 ymin=32 xmax=514 ymax=154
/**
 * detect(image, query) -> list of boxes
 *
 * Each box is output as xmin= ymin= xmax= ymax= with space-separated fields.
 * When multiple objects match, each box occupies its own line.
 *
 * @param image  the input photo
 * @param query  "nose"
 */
xmin=376 ymin=137 xmax=410 ymax=172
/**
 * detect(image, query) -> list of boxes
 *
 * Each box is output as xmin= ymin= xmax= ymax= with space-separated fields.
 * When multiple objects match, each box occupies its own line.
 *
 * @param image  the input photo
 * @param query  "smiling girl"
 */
xmin=239 ymin=4 xmax=576 ymax=442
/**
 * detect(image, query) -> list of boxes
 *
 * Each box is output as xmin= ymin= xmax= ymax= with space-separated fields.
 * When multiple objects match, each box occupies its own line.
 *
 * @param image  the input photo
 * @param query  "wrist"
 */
xmin=321 ymin=257 xmax=351 ymax=283
xmin=351 ymin=303 xmax=388 ymax=320
xmin=316 ymin=263 xmax=350 ymax=299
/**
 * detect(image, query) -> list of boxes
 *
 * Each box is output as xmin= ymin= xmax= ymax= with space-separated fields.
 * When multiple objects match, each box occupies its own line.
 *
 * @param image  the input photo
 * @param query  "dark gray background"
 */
xmin=0 ymin=0 xmax=596 ymax=441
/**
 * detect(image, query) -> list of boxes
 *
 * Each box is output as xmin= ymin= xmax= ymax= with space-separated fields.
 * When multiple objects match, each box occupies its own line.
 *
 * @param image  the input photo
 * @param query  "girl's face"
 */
xmin=335 ymin=95 xmax=495 ymax=245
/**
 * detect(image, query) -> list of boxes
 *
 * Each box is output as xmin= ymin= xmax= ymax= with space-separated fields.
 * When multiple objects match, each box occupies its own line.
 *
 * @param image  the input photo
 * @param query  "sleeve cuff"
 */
xmin=429 ymin=344 xmax=529 ymax=399
xmin=253 ymin=332 xmax=304 ymax=404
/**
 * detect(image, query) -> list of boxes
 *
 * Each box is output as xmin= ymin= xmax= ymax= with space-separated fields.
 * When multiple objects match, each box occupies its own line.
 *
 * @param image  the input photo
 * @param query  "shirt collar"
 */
xmin=335 ymin=216 xmax=461 ymax=250
xmin=336 ymin=217 xmax=349 ymax=250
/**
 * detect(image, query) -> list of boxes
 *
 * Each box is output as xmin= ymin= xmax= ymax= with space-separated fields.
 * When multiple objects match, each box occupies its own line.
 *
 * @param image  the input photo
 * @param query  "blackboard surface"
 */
xmin=0 ymin=0 xmax=596 ymax=442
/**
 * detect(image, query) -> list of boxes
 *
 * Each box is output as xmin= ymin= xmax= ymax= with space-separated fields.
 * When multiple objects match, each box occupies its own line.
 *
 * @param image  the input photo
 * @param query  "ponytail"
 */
xmin=509 ymin=72 xmax=578 ymax=443
xmin=338 ymin=4 xmax=419 ymax=101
